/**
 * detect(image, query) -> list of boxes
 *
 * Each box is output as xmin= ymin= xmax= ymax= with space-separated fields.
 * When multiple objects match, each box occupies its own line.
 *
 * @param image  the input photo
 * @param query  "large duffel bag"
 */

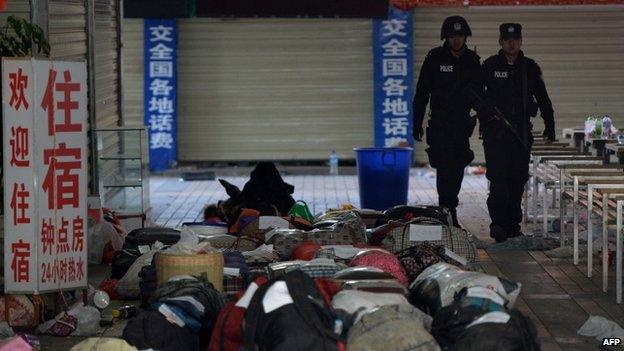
xmin=408 ymin=263 xmax=521 ymax=316
xmin=431 ymin=286 xmax=507 ymax=349
xmin=383 ymin=205 xmax=453 ymax=226
xmin=266 ymin=224 xmax=366 ymax=260
xmin=124 ymin=227 xmax=181 ymax=247
xmin=242 ymin=270 xmax=344 ymax=351
xmin=375 ymin=218 xmax=477 ymax=263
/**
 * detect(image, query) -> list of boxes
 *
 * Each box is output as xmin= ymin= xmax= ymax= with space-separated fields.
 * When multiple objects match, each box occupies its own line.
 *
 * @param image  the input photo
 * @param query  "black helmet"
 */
xmin=440 ymin=16 xmax=472 ymax=40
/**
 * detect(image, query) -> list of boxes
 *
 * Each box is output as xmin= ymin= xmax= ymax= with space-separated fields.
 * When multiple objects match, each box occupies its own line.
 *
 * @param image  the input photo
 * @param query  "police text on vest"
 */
xmin=494 ymin=71 xmax=508 ymax=78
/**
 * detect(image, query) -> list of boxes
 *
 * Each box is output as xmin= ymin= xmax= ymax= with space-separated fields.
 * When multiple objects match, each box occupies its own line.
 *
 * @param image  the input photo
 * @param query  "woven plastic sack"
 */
xmin=346 ymin=304 xmax=440 ymax=351
xmin=332 ymin=290 xmax=431 ymax=328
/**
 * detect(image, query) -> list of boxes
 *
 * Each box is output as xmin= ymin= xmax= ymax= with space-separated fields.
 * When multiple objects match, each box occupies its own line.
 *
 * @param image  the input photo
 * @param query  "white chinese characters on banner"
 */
xmin=382 ymin=19 xmax=407 ymax=37
xmin=381 ymin=17 xmax=410 ymax=147
xmin=2 ymin=58 xmax=88 ymax=293
xmin=147 ymin=24 xmax=174 ymax=150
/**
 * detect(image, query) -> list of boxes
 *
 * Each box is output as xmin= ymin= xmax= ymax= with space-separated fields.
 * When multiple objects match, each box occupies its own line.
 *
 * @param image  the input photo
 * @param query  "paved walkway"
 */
xmin=148 ymin=168 xmax=618 ymax=350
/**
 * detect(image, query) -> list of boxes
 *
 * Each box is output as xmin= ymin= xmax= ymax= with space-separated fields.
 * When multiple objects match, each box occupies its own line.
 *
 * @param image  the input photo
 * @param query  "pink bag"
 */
xmin=350 ymin=249 xmax=409 ymax=286
xmin=0 ymin=336 xmax=33 ymax=351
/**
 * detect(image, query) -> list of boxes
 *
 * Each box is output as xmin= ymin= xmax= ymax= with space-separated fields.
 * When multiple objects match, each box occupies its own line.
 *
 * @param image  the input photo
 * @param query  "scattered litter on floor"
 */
xmin=578 ymin=315 xmax=624 ymax=341
xmin=545 ymin=246 xmax=576 ymax=258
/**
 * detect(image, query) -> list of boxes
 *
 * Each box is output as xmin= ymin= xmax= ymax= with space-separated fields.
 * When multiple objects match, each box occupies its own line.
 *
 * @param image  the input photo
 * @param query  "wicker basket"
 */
xmin=155 ymin=252 xmax=224 ymax=291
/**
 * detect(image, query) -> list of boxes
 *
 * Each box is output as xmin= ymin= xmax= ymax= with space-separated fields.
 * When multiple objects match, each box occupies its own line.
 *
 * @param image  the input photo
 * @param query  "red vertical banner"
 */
xmin=2 ymin=58 xmax=88 ymax=294
xmin=3 ymin=58 xmax=36 ymax=293
xmin=34 ymin=61 xmax=88 ymax=292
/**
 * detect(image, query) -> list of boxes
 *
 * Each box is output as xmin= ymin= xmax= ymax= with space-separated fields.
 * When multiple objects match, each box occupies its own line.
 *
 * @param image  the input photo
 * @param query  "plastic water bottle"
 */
xmin=595 ymin=117 xmax=603 ymax=138
xmin=603 ymin=115 xmax=612 ymax=138
xmin=329 ymin=150 xmax=339 ymax=175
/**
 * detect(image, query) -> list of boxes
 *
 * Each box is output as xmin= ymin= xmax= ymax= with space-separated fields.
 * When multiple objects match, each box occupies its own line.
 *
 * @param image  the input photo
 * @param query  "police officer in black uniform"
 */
xmin=413 ymin=16 xmax=482 ymax=227
xmin=481 ymin=23 xmax=555 ymax=242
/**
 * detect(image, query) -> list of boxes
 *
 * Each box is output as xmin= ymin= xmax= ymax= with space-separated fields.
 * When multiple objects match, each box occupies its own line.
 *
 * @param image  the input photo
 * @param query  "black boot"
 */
xmin=449 ymin=208 xmax=462 ymax=229
xmin=490 ymin=224 xmax=507 ymax=243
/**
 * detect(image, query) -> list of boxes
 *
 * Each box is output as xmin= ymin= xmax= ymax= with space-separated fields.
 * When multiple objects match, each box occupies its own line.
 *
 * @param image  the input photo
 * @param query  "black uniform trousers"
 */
xmin=483 ymin=127 xmax=532 ymax=234
xmin=426 ymin=122 xmax=474 ymax=226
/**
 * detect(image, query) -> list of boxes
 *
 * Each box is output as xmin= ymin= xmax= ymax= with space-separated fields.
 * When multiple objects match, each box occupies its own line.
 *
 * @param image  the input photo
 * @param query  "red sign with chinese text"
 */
xmin=3 ymin=59 xmax=87 ymax=293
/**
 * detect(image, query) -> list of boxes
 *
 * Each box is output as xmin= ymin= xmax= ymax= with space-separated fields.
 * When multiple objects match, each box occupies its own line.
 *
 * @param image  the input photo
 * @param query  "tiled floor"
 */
xmin=148 ymin=168 xmax=618 ymax=350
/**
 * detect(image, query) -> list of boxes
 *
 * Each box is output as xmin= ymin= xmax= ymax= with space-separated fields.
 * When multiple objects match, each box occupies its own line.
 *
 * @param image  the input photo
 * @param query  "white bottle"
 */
xmin=329 ymin=150 xmax=339 ymax=175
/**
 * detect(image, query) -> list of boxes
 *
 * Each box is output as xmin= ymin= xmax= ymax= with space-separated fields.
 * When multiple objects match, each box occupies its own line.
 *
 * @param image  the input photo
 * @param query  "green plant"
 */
xmin=0 ymin=15 xmax=50 ymax=57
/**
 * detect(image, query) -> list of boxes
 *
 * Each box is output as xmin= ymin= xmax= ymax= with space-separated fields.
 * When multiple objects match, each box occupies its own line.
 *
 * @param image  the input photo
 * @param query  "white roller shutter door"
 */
xmin=413 ymin=5 xmax=624 ymax=164
xmin=123 ymin=18 xmax=374 ymax=161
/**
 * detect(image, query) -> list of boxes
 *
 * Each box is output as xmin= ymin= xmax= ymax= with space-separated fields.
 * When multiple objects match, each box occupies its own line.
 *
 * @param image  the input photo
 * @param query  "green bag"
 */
xmin=287 ymin=200 xmax=314 ymax=222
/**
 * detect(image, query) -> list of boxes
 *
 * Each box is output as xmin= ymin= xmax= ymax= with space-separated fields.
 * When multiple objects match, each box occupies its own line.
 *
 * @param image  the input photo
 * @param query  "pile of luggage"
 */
xmin=86 ymin=163 xmax=540 ymax=351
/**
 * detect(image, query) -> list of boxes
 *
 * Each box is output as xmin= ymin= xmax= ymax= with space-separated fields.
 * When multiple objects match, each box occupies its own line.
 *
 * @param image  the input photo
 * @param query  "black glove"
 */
xmin=543 ymin=128 xmax=556 ymax=142
xmin=413 ymin=126 xmax=424 ymax=142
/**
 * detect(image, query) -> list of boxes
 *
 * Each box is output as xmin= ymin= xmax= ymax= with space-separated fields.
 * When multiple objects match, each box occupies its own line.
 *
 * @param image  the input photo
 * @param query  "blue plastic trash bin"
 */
xmin=354 ymin=147 xmax=413 ymax=211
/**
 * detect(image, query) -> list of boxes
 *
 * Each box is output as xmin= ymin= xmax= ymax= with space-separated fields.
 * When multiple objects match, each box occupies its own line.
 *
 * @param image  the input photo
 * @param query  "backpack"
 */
xmin=242 ymin=270 xmax=344 ymax=351
xmin=122 ymin=310 xmax=198 ymax=351
xmin=151 ymin=275 xmax=226 ymax=349
xmin=208 ymin=278 xmax=268 ymax=351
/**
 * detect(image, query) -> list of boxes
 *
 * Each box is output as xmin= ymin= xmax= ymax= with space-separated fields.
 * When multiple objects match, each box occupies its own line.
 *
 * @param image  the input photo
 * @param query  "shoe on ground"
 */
xmin=490 ymin=224 xmax=508 ymax=243
xmin=507 ymin=231 xmax=525 ymax=238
